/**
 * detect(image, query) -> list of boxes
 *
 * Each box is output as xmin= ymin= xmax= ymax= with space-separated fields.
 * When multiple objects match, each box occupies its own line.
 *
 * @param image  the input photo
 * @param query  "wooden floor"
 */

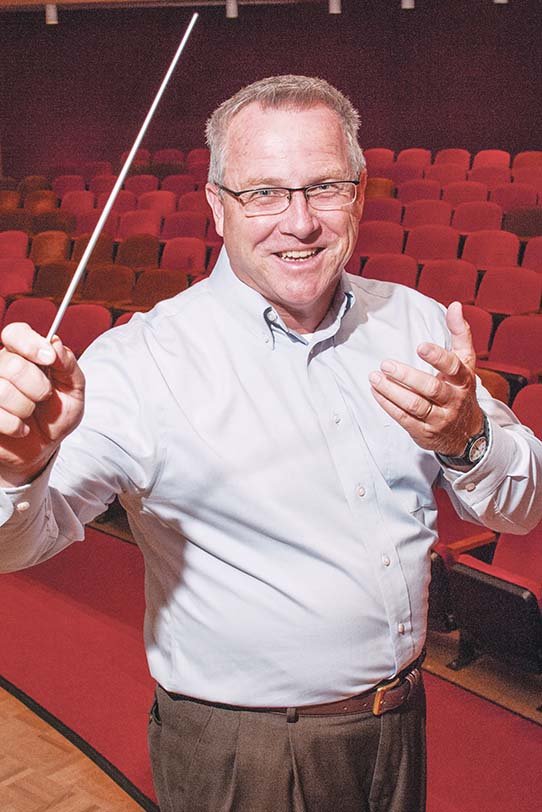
xmin=0 ymin=688 xmax=145 ymax=812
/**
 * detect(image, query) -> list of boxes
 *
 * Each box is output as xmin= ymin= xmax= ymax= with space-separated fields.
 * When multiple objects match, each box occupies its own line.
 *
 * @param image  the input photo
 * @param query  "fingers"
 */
xmin=416 ymin=341 xmax=471 ymax=386
xmin=1 ymin=322 xmax=56 ymax=366
xmin=377 ymin=360 xmax=450 ymax=408
xmin=445 ymin=301 xmax=477 ymax=369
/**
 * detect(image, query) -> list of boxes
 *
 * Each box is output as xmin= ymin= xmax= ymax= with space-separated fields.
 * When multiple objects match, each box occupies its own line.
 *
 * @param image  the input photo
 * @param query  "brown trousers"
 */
xmin=148 ymin=678 xmax=426 ymax=812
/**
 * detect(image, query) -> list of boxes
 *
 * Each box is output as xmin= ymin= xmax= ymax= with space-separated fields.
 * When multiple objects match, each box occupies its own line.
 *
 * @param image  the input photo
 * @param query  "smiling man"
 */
xmin=0 ymin=76 xmax=540 ymax=812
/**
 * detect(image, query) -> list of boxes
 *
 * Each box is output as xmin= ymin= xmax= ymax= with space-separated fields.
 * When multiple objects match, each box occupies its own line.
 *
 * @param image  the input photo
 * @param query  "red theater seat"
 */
xmin=522 ymin=236 xmax=542 ymax=273
xmin=355 ymin=221 xmax=405 ymax=258
xmin=434 ymin=148 xmax=471 ymax=170
xmin=476 ymin=314 xmax=542 ymax=389
xmin=490 ymin=183 xmax=538 ymax=213
xmin=442 ymin=181 xmax=488 ymax=206
xmin=462 ymin=304 xmax=494 ymax=359
xmin=361 ymin=253 xmax=418 ymax=287
xmin=417 ymin=259 xmax=477 ymax=306
xmin=474 ymin=268 xmax=542 ymax=316
xmin=56 ymin=304 xmax=112 ymax=357
xmin=361 ymin=197 xmax=403 ymax=224
xmin=0 ymin=230 xmax=29 ymax=258
xmin=404 ymin=224 xmax=460 ymax=263
xmin=461 ymin=229 xmax=520 ymax=271
xmin=472 ymin=149 xmax=511 ymax=169
xmin=402 ymin=199 xmax=452 ymax=229
xmin=511 ymin=384 xmax=542 ymax=439
xmin=451 ymin=201 xmax=503 ymax=234
xmin=3 ymin=297 xmax=58 ymax=337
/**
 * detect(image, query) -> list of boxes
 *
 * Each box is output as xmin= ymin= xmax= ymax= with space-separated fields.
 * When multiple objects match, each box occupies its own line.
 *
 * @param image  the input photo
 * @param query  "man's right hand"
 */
xmin=0 ymin=323 xmax=85 ymax=488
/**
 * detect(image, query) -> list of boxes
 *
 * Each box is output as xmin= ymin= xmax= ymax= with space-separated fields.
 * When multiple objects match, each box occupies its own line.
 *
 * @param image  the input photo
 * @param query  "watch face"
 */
xmin=468 ymin=436 xmax=488 ymax=463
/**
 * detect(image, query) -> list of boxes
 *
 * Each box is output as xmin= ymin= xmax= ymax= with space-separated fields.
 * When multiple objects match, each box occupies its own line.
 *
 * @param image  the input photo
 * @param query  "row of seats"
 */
xmin=364 ymin=147 xmax=542 ymax=174
xmin=368 ymin=179 xmax=541 ymax=210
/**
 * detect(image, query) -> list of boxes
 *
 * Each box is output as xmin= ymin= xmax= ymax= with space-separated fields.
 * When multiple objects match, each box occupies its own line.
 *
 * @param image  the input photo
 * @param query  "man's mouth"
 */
xmin=274 ymin=248 xmax=324 ymax=261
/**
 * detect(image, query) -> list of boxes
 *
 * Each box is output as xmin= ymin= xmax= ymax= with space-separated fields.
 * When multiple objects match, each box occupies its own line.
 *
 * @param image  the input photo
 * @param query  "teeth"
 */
xmin=277 ymin=249 xmax=320 ymax=260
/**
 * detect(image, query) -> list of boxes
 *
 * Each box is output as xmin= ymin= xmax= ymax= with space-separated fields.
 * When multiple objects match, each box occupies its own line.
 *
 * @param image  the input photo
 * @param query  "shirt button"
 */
xmin=465 ymin=483 xmax=476 ymax=492
xmin=267 ymin=310 xmax=278 ymax=322
xmin=397 ymin=623 xmax=406 ymax=635
xmin=16 ymin=501 xmax=30 ymax=512
xmin=264 ymin=336 xmax=270 ymax=344
xmin=357 ymin=485 xmax=366 ymax=498
xmin=333 ymin=413 xmax=342 ymax=425
xmin=382 ymin=554 xmax=391 ymax=567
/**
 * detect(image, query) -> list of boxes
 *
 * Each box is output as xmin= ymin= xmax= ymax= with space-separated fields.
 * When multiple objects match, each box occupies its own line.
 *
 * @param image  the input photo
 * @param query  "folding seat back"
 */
xmin=3 ymin=297 xmax=58 ymax=336
xmin=476 ymin=315 xmax=542 ymax=385
xmin=81 ymin=264 xmax=135 ymax=305
xmin=52 ymin=175 xmax=85 ymax=198
xmin=0 ymin=230 xmax=29 ymax=258
xmin=161 ymin=211 xmax=208 ymax=241
xmin=32 ymin=211 xmax=76 ymax=236
xmin=462 ymin=304 xmax=494 ymax=358
xmin=468 ymin=166 xmax=512 ymax=189
xmin=396 ymin=179 xmax=442 ymax=205
xmin=56 ymin=304 xmax=112 ymax=357
xmin=472 ymin=149 xmax=511 ymax=169
xmin=71 ymin=232 xmax=114 ymax=267
xmin=177 ymin=191 xmax=212 ymax=215
xmin=512 ymin=151 xmax=542 ymax=170
xmin=396 ymin=148 xmax=431 ymax=167
xmin=0 ymin=258 xmax=35 ymax=287
xmin=434 ymin=148 xmax=471 ymax=170
xmin=511 ymin=384 xmax=542 ymax=439
xmin=365 ymin=177 xmax=394 ymax=199
xmin=522 ymin=236 xmax=542 ymax=272
xmin=115 ymin=234 xmax=160 ymax=270
xmin=475 ymin=268 xmax=542 ymax=315
xmin=123 ymin=174 xmax=159 ymax=197
xmin=130 ymin=269 xmax=188 ymax=309
xmin=75 ymin=209 xmax=118 ymax=239
xmin=461 ymin=229 xmax=519 ymax=269
xmin=114 ymin=311 xmax=135 ymax=327
xmin=89 ymin=174 xmax=117 ymax=196
xmin=362 ymin=253 xmax=418 ymax=287
xmin=116 ymin=210 xmax=161 ymax=241
xmin=24 ymin=190 xmax=58 ymax=215
xmin=490 ymin=183 xmax=538 ymax=213
xmin=388 ymin=163 xmax=423 ymax=186
xmin=402 ymin=199 xmax=452 ymax=229
xmin=474 ymin=368 xmax=510 ymax=403
xmin=29 ymin=230 xmax=71 ymax=266
xmin=512 ymin=167 xmax=542 ymax=196
xmin=18 ymin=175 xmax=51 ymax=198
xmin=138 ymin=190 xmax=177 ymax=218
xmin=33 ymin=261 xmax=79 ymax=300
xmin=97 ymin=189 xmax=137 ymax=214
xmin=404 ymin=225 xmax=459 ymax=262
xmin=355 ymin=221 xmax=404 ymax=257
xmin=451 ymin=201 xmax=503 ymax=234
xmin=161 ymin=174 xmax=197 ymax=197
xmin=417 ymin=259 xmax=477 ymax=306
xmin=503 ymin=207 xmax=542 ymax=240
xmin=82 ymin=161 xmax=113 ymax=182
xmin=160 ymin=237 xmax=207 ymax=273
xmin=120 ymin=148 xmax=150 ymax=166
xmin=361 ymin=197 xmax=403 ymax=224
xmin=0 ymin=190 xmax=21 ymax=211
xmin=186 ymin=148 xmax=210 ymax=169
xmin=0 ymin=211 xmax=32 ymax=233
xmin=363 ymin=148 xmax=394 ymax=177
xmin=0 ymin=271 xmax=32 ymax=298
xmin=424 ymin=164 xmax=466 ymax=185
xmin=442 ymin=181 xmax=488 ymax=206
xmin=61 ymin=190 xmax=96 ymax=216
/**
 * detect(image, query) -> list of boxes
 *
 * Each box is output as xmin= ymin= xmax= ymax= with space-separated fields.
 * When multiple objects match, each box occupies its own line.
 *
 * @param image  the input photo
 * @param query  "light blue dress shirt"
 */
xmin=0 ymin=249 xmax=540 ymax=705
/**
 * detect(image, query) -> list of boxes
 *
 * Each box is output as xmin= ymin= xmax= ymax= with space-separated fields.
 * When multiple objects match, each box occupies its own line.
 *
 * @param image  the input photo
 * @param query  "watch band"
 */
xmin=437 ymin=414 xmax=490 ymax=468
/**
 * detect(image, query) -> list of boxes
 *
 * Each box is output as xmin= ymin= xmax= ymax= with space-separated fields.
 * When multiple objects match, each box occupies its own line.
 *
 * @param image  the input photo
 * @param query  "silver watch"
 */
xmin=437 ymin=415 xmax=490 ymax=468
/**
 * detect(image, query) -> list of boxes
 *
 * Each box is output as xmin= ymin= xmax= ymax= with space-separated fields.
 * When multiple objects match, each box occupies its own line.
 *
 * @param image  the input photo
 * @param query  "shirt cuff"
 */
xmin=0 ymin=453 xmax=57 ymax=528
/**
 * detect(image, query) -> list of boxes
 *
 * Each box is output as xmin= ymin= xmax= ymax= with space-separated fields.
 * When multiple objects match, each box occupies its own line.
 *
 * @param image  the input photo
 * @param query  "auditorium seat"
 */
xmin=186 ymin=148 xmax=210 ymax=169
xmin=120 ymin=148 xmax=150 ymax=167
xmin=468 ymin=166 xmax=512 ymax=190
xmin=451 ymin=201 xmax=503 ymax=234
xmin=89 ymin=174 xmax=118 ymax=196
xmin=115 ymin=269 xmax=188 ymax=312
xmin=82 ymin=161 xmax=113 ymax=182
xmin=503 ymin=207 xmax=542 ymax=240
xmin=462 ymin=304 xmax=494 ymax=359
xmin=364 ymin=178 xmax=395 ymax=199
xmin=113 ymin=311 xmax=135 ymax=327
xmin=124 ymin=174 xmax=159 ymax=197
xmin=71 ymin=233 xmax=115 ymax=268
xmin=0 ymin=270 xmax=32 ymax=298
xmin=474 ymin=268 xmax=542 ymax=316
xmin=363 ymin=148 xmax=394 ymax=177
xmin=160 ymin=237 xmax=207 ymax=274
xmin=0 ymin=230 xmax=29 ymax=258
xmin=116 ymin=210 xmax=161 ymax=240
xmin=512 ymin=167 xmax=542 ymax=196
xmin=361 ymin=197 xmax=403 ymax=224
xmin=79 ymin=264 xmax=135 ymax=306
xmin=0 ymin=257 xmax=35 ymax=288
xmin=511 ymin=151 xmax=542 ymax=170
xmin=522 ymin=236 xmax=542 ymax=272
xmin=434 ymin=148 xmax=471 ymax=170
xmin=138 ymin=190 xmax=177 ymax=218
xmin=396 ymin=147 xmax=432 ymax=168
xmin=3 ymin=297 xmax=58 ymax=337
xmin=0 ymin=211 xmax=32 ymax=233
xmin=361 ymin=253 xmax=418 ymax=287
xmin=490 ymin=183 xmax=538 ymax=213
xmin=388 ymin=164 xmax=423 ymax=186
xmin=61 ymin=190 xmax=96 ymax=217
xmin=472 ymin=149 xmax=511 ymax=169
xmin=18 ymin=175 xmax=51 ymax=198
xmin=476 ymin=314 xmax=542 ymax=393
xmin=29 ymin=230 xmax=71 ymax=266
xmin=417 ymin=259 xmax=477 ymax=306
xmin=161 ymin=211 xmax=208 ymax=241
xmin=355 ymin=221 xmax=405 ymax=257
xmin=402 ymin=199 xmax=452 ymax=229
xmin=424 ymin=163 xmax=467 ymax=185
xmin=152 ymin=148 xmax=185 ymax=169
xmin=97 ymin=189 xmax=137 ymax=214
xmin=33 ymin=261 xmax=79 ymax=301
xmin=177 ymin=191 xmax=212 ymax=216
xmin=52 ymin=175 xmax=86 ymax=198
xmin=115 ymin=234 xmax=160 ymax=270
xmin=449 ymin=523 xmax=542 ymax=673
xmin=511 ymin=384 xmax=542 ymax=439
xmin=56 ymin=304 xmax=112 ymax=357
xmin=474 ymin=368 xmax=510 ymax=403
xmin=461 ymin=229 xmax=520 ymax=271
xmin=0 ymin=190 xmax=21 ymax=211
xmin=403 ymin=224 xmax=460 ymax=263
xmin=161 ymin=174 xmax=197 ymax=197
xmin=24 ymin=190 xmax=58 ymax=215
xmin=75 ymin=209 xmax=119 ymax=239
xmin=442 ymin=181 xmax=488 ymax=206
xmin=32 ymin=211 xmax=76 ymax=236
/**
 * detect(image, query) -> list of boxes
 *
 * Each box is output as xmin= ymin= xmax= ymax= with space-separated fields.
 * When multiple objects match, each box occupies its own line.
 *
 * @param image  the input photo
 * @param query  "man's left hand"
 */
xmin=369 ymin=301 xmax=484 ymax=456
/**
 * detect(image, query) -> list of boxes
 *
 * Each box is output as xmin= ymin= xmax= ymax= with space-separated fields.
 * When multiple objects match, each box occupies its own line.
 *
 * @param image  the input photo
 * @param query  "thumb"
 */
xmin=446 ymin=301 xmax=476 ymax=370
xmin=49 ymin=335 xmax=85 ymax=393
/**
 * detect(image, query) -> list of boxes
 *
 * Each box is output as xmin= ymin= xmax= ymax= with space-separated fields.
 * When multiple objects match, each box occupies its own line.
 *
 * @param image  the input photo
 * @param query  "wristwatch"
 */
xmin=437 ymin=415 xmax=490 ymax=469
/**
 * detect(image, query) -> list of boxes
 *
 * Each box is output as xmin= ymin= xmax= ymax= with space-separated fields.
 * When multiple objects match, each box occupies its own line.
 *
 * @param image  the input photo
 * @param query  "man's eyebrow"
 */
xmin=239 ymin=173 xmax=347 ymax=188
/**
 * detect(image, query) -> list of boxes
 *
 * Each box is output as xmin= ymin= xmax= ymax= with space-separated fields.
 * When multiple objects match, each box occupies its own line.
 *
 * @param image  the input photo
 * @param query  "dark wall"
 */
xmin=1 ymin=0 xmax=541 ymax=178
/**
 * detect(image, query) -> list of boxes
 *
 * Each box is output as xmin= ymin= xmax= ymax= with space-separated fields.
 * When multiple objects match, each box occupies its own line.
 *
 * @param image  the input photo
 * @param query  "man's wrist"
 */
xmin=436 ymin=414 xmax=490 ymax=470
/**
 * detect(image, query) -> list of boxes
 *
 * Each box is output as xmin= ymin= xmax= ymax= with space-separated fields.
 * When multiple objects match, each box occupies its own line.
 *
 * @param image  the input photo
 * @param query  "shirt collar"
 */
xmin=208 ymin=247 xmax=355 ymax=349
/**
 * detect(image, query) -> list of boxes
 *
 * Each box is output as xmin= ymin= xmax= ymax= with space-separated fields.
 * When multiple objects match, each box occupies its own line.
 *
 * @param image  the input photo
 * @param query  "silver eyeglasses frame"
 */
xmin=216 ymin=179 xmax=360 ymax=216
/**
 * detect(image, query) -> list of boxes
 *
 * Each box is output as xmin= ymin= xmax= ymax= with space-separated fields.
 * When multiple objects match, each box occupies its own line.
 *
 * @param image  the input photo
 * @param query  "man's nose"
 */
xmin=278 ymin=190 xmax=320 ymax=238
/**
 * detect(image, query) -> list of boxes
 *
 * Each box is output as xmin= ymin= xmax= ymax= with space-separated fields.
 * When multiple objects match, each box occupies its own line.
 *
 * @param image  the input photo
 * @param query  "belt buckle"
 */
xmin=372 ymin=676 xmax=401 ymax=716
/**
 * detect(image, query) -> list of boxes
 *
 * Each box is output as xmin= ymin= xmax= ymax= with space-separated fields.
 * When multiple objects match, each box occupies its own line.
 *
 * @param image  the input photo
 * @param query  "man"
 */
xmin=0 ymin=76 xmax=540 ymax=812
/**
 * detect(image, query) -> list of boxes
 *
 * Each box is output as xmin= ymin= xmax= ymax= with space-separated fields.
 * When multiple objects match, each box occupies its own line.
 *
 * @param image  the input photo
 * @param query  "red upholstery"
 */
xmin=3 ymin=297 xmax=58 ymax=337
xmin=472 ymin=149 xmax=511 ymax=169
xmin=417 ymin=259 xmax=477 ymax=306
xmin=0 ymin=230 xmax=29 ymax=258
xmin=512 ymin=151 xmax=542 ymax=170
xmin=490 ymin=183 xmax=538 ymax=213
xmin=0 ymin=258 xmax=35 ymax=287
xmin=511 ymin=384 xmax=542 ymax=439
xmin=52 ymin=174 xmax=85 ymax=198
xmin=451 ymin=201 xmax=503 ymax=234
xmin=396 ymin=147 xmax=432 ymax=167
xmin=476 ymin=315 xmax=542 ymax=383
xmin=161 ymin=174 xmax=197 ymax=197
xmin=123 ymin=174 xmax=159 ymax=197
xmin=116 ymin=210 xmax=161 ymax=240
xmin=362 ymin=253 xmax=418 ymax=287
xmin=89 ymin=175 xmax=117 ymax=196
xmin=462 ymin=303 xmax=494 ymax=358
xmin=363 ymin=148 xmax=394 ymax=177
xmin=56 ymin=304 xmax=112 ymax=357
xmin=161 ymin=211 xmax=208 ymax=241
xmin=475 ymin=268 xmax=542 ymax=315
xmin=402 ymin=199 xmax=452 ymax=228
xmin=97 ymin=190 xmax=137 ymax=214
xmin=396 ymin=179 xmax=441 ymax=204
xmin=160 ymin=237 xmax=207 ymax=273
xmin=461 ymin=229 xmax=520 ymax=270
xmin=434 ymin=148 xmax=471 ymax=169
xmin=355 ymin=221 xmax=405 ymax=257
xmin=404 ymin=224 xmax=460 ymax=262
xmin=424 ymin=163 xmax=466 ymax=185
xmin=137 ymin=190 xmax=177 ymax=217
xmin=468 ymin=166 xmax=512 ymax=189
xmin=61 ymin=190 xmax=96 ymax=216
xmin=361 ymin=197 xmax=403 ymax=224
xmin=521 ymin=236 xmax=542 ymax=273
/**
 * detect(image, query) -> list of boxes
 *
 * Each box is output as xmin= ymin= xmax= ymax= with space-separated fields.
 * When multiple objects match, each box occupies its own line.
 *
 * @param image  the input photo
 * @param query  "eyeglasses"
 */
xmin=217 ymin=180 xmax=360 ymax=216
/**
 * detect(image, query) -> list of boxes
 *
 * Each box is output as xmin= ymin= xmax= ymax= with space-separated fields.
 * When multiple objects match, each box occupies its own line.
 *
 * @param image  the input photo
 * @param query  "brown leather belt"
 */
xmin=163 ymin=652 xmax=424 ymax=721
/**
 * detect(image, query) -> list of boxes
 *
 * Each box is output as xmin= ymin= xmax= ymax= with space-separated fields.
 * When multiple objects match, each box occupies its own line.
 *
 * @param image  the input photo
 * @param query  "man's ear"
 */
xmin=353 ymin=169 xmax=367 ymax=221
xmin=205 ymin=183 xmax=225 ymax=237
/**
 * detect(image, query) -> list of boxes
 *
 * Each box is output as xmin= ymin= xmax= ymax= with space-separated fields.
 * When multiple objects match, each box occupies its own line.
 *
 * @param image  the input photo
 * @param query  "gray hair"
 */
xmin=205 ymin=74 xmax=365 ymax=185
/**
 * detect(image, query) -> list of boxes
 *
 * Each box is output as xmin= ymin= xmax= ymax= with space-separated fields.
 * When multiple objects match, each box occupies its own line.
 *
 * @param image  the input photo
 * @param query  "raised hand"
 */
xmin=369 ymin=301 xmax=484 ymax=456
xmin=0 ymin=323 xmax=85 ymax=487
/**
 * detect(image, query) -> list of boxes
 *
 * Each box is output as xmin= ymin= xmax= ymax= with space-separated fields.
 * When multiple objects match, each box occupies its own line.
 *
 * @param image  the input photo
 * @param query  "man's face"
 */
xmin=206 ymin=103 xmax=365 ymax=330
